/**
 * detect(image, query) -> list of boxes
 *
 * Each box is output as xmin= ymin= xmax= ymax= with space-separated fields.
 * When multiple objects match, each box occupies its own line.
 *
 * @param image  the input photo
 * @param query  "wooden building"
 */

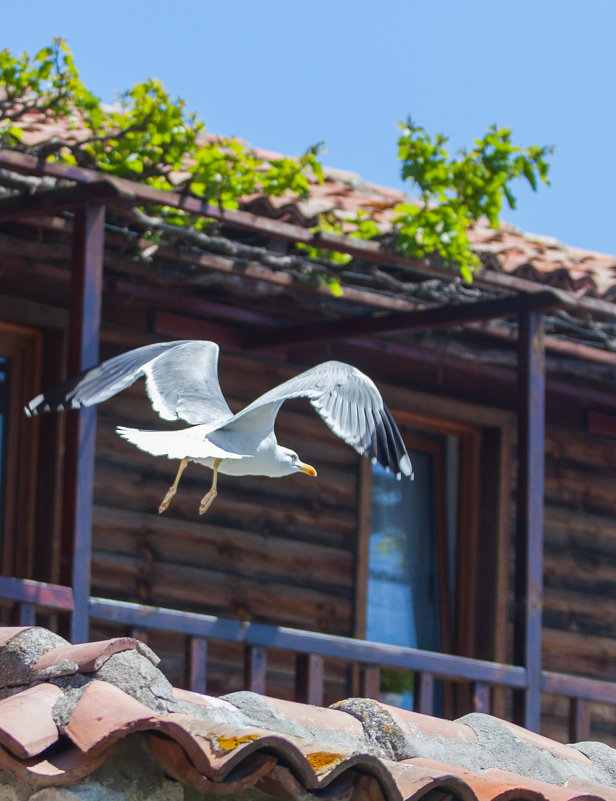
xmin=0 ymin=143 xmax=616 ymax=745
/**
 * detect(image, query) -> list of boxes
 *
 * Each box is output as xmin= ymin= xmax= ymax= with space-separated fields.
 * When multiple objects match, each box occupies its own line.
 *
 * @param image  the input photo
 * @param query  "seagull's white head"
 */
xmin=277 ymin=446 xmax=317 ymax=478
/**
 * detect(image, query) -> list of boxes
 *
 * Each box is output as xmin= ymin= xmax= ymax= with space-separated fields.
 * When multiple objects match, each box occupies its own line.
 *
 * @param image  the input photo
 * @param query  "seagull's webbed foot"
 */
xmin=199 ymin=459 xmax=221 ymax=515
xmin=159 ymin=457 xmax=189 ymax=514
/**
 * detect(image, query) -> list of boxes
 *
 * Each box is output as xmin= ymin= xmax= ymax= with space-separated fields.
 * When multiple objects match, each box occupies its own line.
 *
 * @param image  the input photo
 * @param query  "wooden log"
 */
xmin=90 ymin=552 xmax=353 ymax=635
xmin=542 ymin=628 xmax=616 ymax=679
xmin=544 ymin=471 xmax=616 ymax=517
xmin=91 ymin=506 xmax=354 ymax=590
xmin=544 ymin=506 xmax=616 ymax=555
xmin=545 ymin=427 xmax=616 ymax=471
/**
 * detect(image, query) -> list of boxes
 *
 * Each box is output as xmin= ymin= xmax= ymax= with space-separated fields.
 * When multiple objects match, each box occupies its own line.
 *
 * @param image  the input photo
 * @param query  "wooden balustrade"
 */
xmin=0 ymin=575 xmax=613 ymax=739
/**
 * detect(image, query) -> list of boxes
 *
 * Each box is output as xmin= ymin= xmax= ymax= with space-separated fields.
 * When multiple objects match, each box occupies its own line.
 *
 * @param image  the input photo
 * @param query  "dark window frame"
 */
xmin=0 ymin=322 xmax=42 ymax=579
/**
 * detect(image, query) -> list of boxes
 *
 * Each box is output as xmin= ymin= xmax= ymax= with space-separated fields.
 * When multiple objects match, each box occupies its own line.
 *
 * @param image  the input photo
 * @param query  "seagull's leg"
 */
xmin=199 ymin=458 xmax=222 ymax=515
xmin=159 ymin=457 xmax=189 ymax=514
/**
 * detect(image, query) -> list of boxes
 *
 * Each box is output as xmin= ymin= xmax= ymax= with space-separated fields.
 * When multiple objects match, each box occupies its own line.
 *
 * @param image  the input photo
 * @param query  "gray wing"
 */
xmin=25 ymin=340 xmax=234 ymax=427
xmin=224 ymin=361 xmax=413 ymax=478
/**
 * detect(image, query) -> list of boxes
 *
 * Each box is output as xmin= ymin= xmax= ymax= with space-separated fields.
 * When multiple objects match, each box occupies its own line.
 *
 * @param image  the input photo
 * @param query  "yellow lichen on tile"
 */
xmin=306 ymin=751 xmax=343 ymax=773
xmin=211 ymin=733 xmax=260 ymax=751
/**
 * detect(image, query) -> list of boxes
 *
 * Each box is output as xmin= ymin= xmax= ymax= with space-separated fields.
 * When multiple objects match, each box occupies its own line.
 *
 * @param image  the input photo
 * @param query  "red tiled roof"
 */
xmin=242 ymin=171 xmax=616 ymax=300
xmin=6 ymin=111 xmax=616 ymax=300
xmin=1 ymin=626 xmax=616 ymax=801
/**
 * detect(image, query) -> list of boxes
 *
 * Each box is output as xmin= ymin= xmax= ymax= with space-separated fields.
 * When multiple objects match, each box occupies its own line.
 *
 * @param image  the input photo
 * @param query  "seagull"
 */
xmin=25 ymin=340 xmax=413 ymax=515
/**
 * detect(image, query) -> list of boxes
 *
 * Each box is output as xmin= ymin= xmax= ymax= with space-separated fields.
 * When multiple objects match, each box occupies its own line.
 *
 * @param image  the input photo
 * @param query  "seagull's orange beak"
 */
xmin=298 ymin=461 xmax=317 ymax=477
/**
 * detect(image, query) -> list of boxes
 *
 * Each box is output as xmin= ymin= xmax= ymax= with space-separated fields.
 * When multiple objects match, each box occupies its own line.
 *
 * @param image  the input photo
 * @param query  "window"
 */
xmin=366 ymin=433 xmax=457 ymax=655
xmin=365 ymin=432 xmax=456 ymax=708
xmin=355 ymin=392 xmax=513 ymax=714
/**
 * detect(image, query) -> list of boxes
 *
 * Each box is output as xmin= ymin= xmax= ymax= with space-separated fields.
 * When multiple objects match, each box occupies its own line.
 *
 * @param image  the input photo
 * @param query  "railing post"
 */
xmin=188 ymin=637 xmax=208 ymax=694
xmin=514 ymin=307 xmax=545 ymax=732
xmin=473 ymin=681 xmax=491 ymax=713
xmin=569 ymin=698 xmax=591 ymax=742
xmin=18 ymin=603 xmax=36 ymax=626
xmin=415 ymin=672 xmax=434 ymax=715
xmin=244 ymin=645 xmax=267 ymax=694
xmin=361 ymin=666 xmax=381 ymax=699
xmin=295 ymin=653 xmax=324 ymax=706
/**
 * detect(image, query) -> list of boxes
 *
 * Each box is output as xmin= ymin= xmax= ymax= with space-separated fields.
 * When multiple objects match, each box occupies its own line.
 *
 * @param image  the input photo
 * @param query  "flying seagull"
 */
xmin=25 ymin=340 xmax=413 ymax=515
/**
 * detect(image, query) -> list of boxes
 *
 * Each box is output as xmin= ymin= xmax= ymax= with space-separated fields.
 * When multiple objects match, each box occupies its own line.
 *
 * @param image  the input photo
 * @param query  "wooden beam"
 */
xmin=0 ymin=180 xmax=128 ymax=222
xmin=1 ymin=149 xmax=615 ymax=320
xmin=513 ymin=308 xmax=546 ymax=732
xmin=63 ymin=203 xmax=105 ymax=644
xmin=243 ymin=290 xmax=569 ymax=349
xmin=0 ymin=576 xmax=74 ymax=610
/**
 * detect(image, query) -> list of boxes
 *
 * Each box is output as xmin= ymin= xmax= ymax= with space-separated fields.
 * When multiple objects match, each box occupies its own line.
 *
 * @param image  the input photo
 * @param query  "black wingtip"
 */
xmin=365 ymin=406 xmax=413 ymax=479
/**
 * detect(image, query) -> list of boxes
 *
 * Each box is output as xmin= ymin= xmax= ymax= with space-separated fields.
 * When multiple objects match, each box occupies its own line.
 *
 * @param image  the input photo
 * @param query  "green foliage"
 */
xmin=0 ymin=38 xmax=97 ymax=147
xmin=0 ymin=39 xmax=322 ymax=209
xmin=380 ymin=668 xmax=414 ymax=695
xmin=394 ymin=119 xmax=553 ymax=280
xmin=297 ymin=211 xmax=383 ymax=264
xmin=0 ymin=40 xmax=553 ymax=283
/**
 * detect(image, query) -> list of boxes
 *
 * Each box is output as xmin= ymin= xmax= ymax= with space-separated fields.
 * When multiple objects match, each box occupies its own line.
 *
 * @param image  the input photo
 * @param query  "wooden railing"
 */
xmin=1 ymin=576 xmax=615 ymax=742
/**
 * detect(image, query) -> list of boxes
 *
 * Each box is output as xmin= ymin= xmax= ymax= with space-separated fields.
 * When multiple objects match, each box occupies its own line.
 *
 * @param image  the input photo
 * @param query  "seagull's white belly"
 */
xmin=190 ymin=452 xmax=291 ymax=478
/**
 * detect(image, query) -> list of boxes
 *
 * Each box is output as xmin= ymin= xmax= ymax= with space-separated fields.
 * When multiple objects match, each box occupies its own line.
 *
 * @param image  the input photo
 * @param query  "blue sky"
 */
xmin=4 ymin=1 xmax=616 ymax=254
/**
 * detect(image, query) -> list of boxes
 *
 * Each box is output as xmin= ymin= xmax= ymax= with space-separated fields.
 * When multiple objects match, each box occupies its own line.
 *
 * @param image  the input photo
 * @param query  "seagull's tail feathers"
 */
xmin=116 ymin=426 xmax=187 ymax=458
xmin=115 ymin=425 xmax=244 ymax=461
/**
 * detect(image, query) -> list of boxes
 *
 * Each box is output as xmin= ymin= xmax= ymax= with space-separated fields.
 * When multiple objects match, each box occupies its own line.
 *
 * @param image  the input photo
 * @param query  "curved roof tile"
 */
xmin=0 ymin=627 xmax=614 ymax=801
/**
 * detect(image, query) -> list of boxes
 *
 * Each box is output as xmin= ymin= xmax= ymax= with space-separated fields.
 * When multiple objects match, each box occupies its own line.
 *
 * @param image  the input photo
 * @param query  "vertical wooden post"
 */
xmin=472 ymin=681 xmax=491 ymax=713
xmin=244 ymin=645 xmax=267 ymax=694
xmin=361 ymin=666 xmax=381 ymax=699
xmin=189 ymin=637 xmax=208 ymax=694
xmin=569 ymin=698 xmax=591 ymax=742
xmin=415 ymin=672 xmax=434 ymax=715
xmin=65 ymin=204 xmax=105 ymax=644
xmin=18 ymin=603 xmax=36 ymax=626
xmin=514 ymin=307 xmax=545 ymax=732
xmin=295 ymin=653 xmax=324 ymax=706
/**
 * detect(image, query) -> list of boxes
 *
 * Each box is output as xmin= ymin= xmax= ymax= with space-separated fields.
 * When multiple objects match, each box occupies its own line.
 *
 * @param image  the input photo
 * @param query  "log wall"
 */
xmin=541 ymin=425 xmax=616 ymax=744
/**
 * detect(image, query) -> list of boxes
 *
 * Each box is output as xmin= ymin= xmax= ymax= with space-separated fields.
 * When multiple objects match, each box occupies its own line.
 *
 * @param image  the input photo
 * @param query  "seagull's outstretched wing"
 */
xmin=225 ymin=360 xmax=413 ymax=478
xmin=25 ymin=340 xmax=233 ymax=427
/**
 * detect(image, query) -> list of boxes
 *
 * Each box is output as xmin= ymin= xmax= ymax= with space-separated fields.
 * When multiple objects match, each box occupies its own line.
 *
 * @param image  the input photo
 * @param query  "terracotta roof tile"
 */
xmin=0 ymin=626 xmax=614 ymax=801
xmin=64 ymin=679 xmax=163 ymax=753
xmin=243 ymin=148 xmax=616 ymax=300
xmin=33 ymin=637 xmax=160 ymax=675
xmin=0 ymin=683 xmax=61 ymax=758
xmin=4 ymin=111 xmax=616 ymax=300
